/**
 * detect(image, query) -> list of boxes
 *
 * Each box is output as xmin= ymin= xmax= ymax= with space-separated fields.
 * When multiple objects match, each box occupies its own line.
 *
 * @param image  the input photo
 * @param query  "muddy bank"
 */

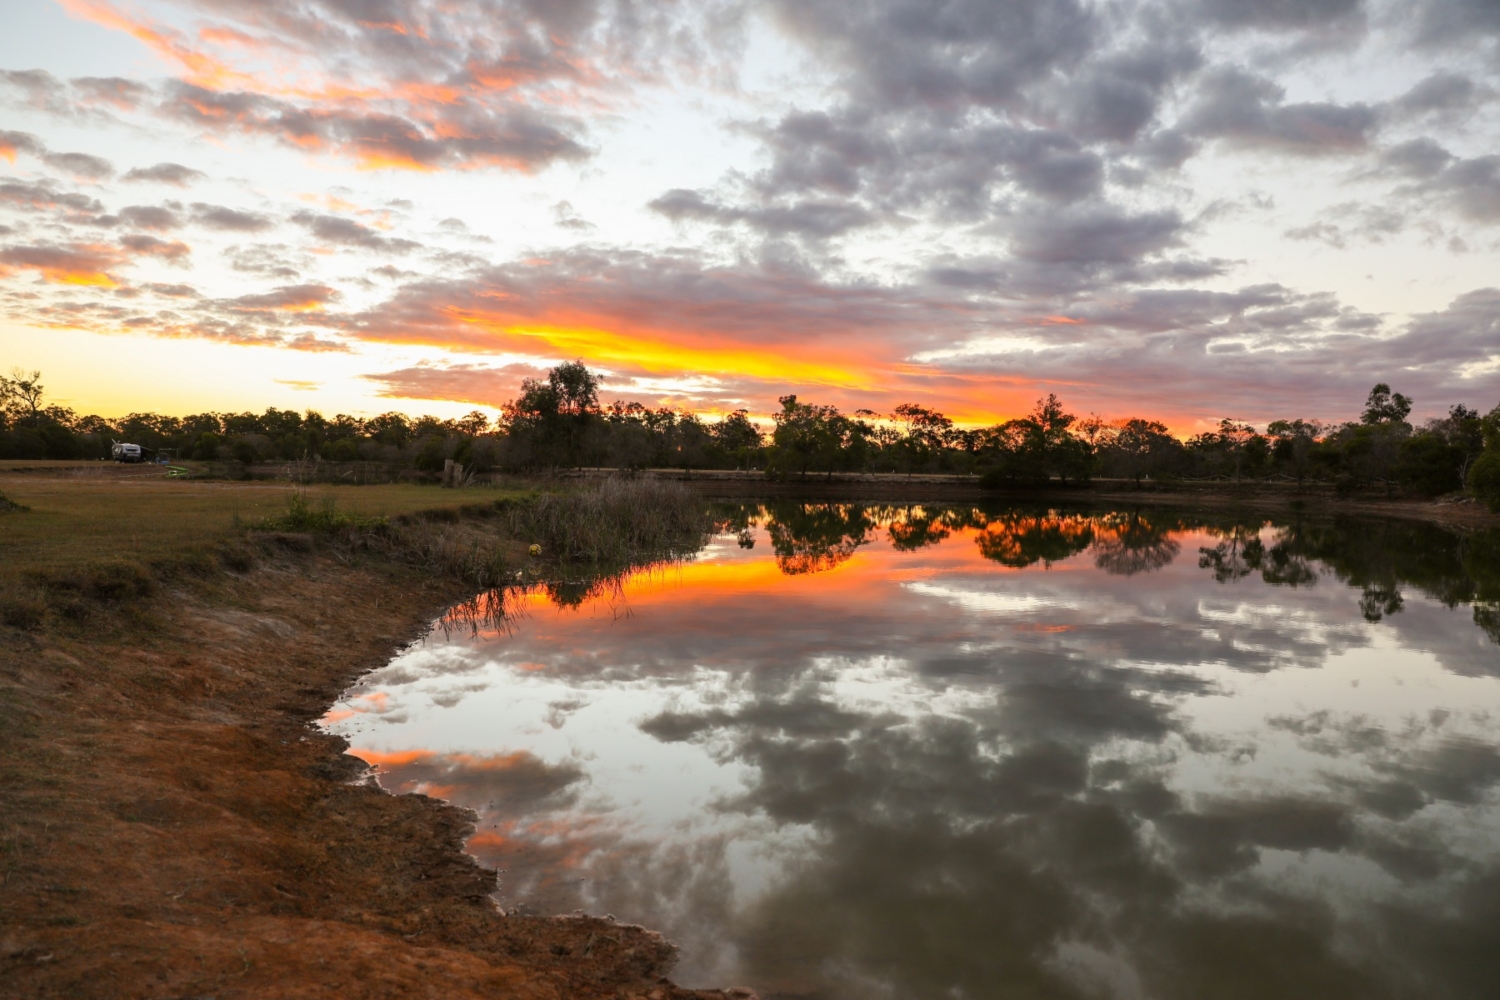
xmin=0 ymin=532 xmax=737 ymax=999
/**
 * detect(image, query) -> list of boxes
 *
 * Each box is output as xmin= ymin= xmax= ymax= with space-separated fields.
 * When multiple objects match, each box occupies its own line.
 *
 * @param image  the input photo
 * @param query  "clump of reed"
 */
xmin=497 ymin=477 xmax=712 ymax=564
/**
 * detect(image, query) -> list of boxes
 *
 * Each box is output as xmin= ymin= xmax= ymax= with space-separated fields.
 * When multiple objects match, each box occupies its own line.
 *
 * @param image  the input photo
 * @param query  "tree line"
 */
xmin=3 ymin=363 xmax=1498 ymax=506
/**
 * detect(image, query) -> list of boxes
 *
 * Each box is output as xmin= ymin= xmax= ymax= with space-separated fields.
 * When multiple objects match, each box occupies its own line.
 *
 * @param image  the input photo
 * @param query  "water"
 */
xmin=323 ymin=504 xmax=1500 ymax=999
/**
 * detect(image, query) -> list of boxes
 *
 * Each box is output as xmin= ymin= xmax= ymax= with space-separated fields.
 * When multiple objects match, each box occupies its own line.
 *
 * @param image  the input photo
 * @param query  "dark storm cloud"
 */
xmin=122 ymin=162 xmax=206 ymax=186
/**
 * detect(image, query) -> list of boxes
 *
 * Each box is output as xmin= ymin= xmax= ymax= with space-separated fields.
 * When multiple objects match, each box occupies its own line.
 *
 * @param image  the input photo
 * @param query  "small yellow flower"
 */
xmin=528 ymin=543 xmax=542 ymax=557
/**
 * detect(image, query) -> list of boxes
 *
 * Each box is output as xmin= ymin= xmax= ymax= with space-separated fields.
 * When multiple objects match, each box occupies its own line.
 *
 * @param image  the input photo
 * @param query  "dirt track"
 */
xmin=0 ymin=536 xmax=736 ymax=1000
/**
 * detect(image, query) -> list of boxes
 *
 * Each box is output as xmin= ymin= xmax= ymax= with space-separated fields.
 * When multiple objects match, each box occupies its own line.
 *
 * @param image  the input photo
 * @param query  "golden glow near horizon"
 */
xmin=1 ymin=0 xmax=1497 ymax=429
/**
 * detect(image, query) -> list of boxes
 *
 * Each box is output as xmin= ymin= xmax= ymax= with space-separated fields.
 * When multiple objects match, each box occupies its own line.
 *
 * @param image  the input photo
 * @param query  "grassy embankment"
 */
xmin=0 ymin=468 xmax=726 ymax=1000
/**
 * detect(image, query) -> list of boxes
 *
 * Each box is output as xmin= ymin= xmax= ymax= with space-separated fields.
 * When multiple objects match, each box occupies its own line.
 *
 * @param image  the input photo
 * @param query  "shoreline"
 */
xmin=600 ymin=470 xmax=1498 ymax=532
xmin=0 ymin=518 xmax=733 ymax=999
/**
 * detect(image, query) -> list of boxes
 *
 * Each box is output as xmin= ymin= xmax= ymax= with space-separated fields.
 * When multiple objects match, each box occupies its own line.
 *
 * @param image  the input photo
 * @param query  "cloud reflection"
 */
xmin=327 ymin=505 xmax=1500 ymax=997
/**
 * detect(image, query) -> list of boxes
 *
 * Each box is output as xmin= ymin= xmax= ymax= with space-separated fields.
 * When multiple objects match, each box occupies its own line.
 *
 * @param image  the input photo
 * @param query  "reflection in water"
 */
xmin=326 ymin=504 xmax=1500 ymax=999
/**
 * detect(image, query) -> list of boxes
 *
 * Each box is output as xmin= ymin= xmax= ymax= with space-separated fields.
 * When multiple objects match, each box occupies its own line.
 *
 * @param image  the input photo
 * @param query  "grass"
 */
xmin=0 ymin=469 xmax=516 ymax=582
xmin=0 ymin=470 xmax=710 ymax=633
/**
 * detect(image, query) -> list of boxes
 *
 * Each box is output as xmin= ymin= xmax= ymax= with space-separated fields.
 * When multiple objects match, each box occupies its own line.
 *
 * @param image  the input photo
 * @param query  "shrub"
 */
xmin=258 ymin=490 xmax=387 ymax=533
xmin=1469 ymin=449 xmax=1500 ymax=511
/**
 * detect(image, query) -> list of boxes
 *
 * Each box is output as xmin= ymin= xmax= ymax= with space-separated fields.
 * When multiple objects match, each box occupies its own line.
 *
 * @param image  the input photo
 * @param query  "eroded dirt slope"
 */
xmin=1 ymin=540 xmax=736 ymax=999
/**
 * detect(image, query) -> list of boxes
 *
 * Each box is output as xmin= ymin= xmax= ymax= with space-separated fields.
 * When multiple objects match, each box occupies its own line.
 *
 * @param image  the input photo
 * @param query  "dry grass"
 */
xmin=0 ymin=471 xmax=709 ymax=634
xmin=0 ymin=469 xmax=525 ymax=580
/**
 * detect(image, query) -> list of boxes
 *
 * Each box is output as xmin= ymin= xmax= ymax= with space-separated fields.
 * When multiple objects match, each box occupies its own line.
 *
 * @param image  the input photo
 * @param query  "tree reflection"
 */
xmin=765 ymin=502 xmax=875 ymax=575
xmin=974 ymin=512 xmax=1096 ymax=568
xmin=1091 ymin=511 xmax=1182 ymax=576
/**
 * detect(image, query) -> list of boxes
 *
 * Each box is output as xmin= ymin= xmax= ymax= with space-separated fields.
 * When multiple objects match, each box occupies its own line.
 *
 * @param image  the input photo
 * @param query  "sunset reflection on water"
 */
xmin=325 ymin=504 xmax=1500 ymax=999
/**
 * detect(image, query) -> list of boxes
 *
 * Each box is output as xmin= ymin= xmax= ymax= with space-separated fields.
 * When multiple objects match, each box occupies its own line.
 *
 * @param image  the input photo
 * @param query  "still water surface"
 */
xmin=324 ymin=504 xmax=1500 ymax=999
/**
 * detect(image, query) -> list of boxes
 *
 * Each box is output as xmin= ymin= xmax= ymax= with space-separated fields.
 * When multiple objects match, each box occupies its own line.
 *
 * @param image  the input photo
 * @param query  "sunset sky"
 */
xmin=1 ymin=0 xmax=1497 ymax=430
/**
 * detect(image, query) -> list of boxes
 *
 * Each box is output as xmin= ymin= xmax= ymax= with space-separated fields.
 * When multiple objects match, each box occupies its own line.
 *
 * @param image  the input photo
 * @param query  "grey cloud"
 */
xmin=123 ymin=163 xmax=207 ymax=187
xmin=649 ymin=188 xmax=878 ymax=238
xmin=191 ymin=204 xmax=274 ymax=233
xmin=1428 ymin=155 xmax=1500 ymax=223
xmin=71 ymin=76 xmax=149 ymax=112
xmin=551 ymin=200 xmax=595 ymax=231
xmin=0 ymin=180 xmax=103 ymax=215
xmin=119 ymin=233 xmax=191 ymax=265
xmin=1009 ymin=205 xmax=1184 ymax=265
xmin=1411 ymin=0 xmax=1500 ymax=46
xmin=1193 ymin=0 xmax=1365 ymax=32
xmin=769 ymin=0 xmax=1097 ymax=112
xmin=0 ymin=129 xmax=45 ymax=158
xmin=117 ymin=204 xmax=183 ymax=232
xmin=290 ymin=210 xmax=419 ymax=252
xmin=40 ymin=150 xmax=115 ymax=181
xmin=1381 ymin=137 xmax=1454 ymax=178
xmin=227 ymin=283 xmax=340 ymax=311
xmin=1182 ymin=67 xmax=1377 ymax=155
xmin=1390 ymin=72 xmax=1491 ymax=121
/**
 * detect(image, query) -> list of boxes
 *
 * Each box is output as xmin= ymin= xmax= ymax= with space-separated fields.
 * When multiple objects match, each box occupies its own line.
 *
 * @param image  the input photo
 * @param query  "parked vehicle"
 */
xmin=111 ymin=442 xmax=144 ymax=463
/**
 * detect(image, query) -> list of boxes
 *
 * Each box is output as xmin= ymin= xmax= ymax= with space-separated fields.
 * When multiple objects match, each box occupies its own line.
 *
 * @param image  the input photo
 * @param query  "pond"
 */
xmin=323 ymin=503 xmax=1500 ymax=1000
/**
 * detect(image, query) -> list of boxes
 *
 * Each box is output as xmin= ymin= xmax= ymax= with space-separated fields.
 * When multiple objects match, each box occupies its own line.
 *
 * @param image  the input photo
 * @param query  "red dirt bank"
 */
xmin=0 ymin=539 xmax=739 ymax=999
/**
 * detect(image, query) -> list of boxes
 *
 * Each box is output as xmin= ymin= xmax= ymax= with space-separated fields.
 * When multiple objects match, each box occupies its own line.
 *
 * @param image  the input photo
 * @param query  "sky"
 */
xmin=0 ymin=0 xmax=1497 ymax=430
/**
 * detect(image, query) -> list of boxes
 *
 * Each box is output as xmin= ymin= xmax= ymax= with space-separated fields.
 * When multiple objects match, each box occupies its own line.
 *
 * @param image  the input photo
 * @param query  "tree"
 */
xmin=1362 ymin=383 xmax=1413 ymax=426
xmin=712 ymin=409 xmax=763 ymax=468
xmin=768 ymin=396 xmax=844 ymax=478
xmin=1267 ymin=419 xmax=1323 ymax=488
xmin=0 ymin=369 xmax=45 ymax=426
xmin=1104 ymin=418 xmax=1178 ymax=485
xmin=891 ymin=403 xmax=953 ymax=475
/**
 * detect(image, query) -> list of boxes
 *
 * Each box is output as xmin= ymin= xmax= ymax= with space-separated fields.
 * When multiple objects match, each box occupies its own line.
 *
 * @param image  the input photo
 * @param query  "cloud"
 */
xmin=1193 ymin=0 xmax=1365 ymax=32
xmin=361 ymin=361 xmax=548 ymax=405
xmin=290 ymin=210 xmax=420 ymax=252
xmin=1181 ymin=68 xmax=1377 ymax=155
xmin=650 ymin=188 xmax=879 ymax=238
xmin=118 ymin=233 xmax=192 ymax=265
xmin=227 ymin=283 xmax=340 ymax=312
xmin=122 ymin=162 xmax=205 ymax=186
xmin=0 ymin=242 xmax=124 ymax=286
xmin=49 ymin=0 xmax=731 ymax=173
xmin=116 ymin=204 xmax=183 ymax=231
xmin=0 ymin=179 xmax=104 ymax=215
xmin=0 ymin=129 xmax=45 ymax=162
xmin=190 ymin=203 xmax=274 ymax=233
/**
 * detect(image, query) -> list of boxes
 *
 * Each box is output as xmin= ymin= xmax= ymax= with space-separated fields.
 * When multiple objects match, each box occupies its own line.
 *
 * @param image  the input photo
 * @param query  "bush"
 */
xmin=258 ymin=491 xmax=387 ymax=533
xmin=1396 ymin=435 xmax=1464 ymax=495
xmin=1469 ymin=449 xmax=1500 ymax=511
